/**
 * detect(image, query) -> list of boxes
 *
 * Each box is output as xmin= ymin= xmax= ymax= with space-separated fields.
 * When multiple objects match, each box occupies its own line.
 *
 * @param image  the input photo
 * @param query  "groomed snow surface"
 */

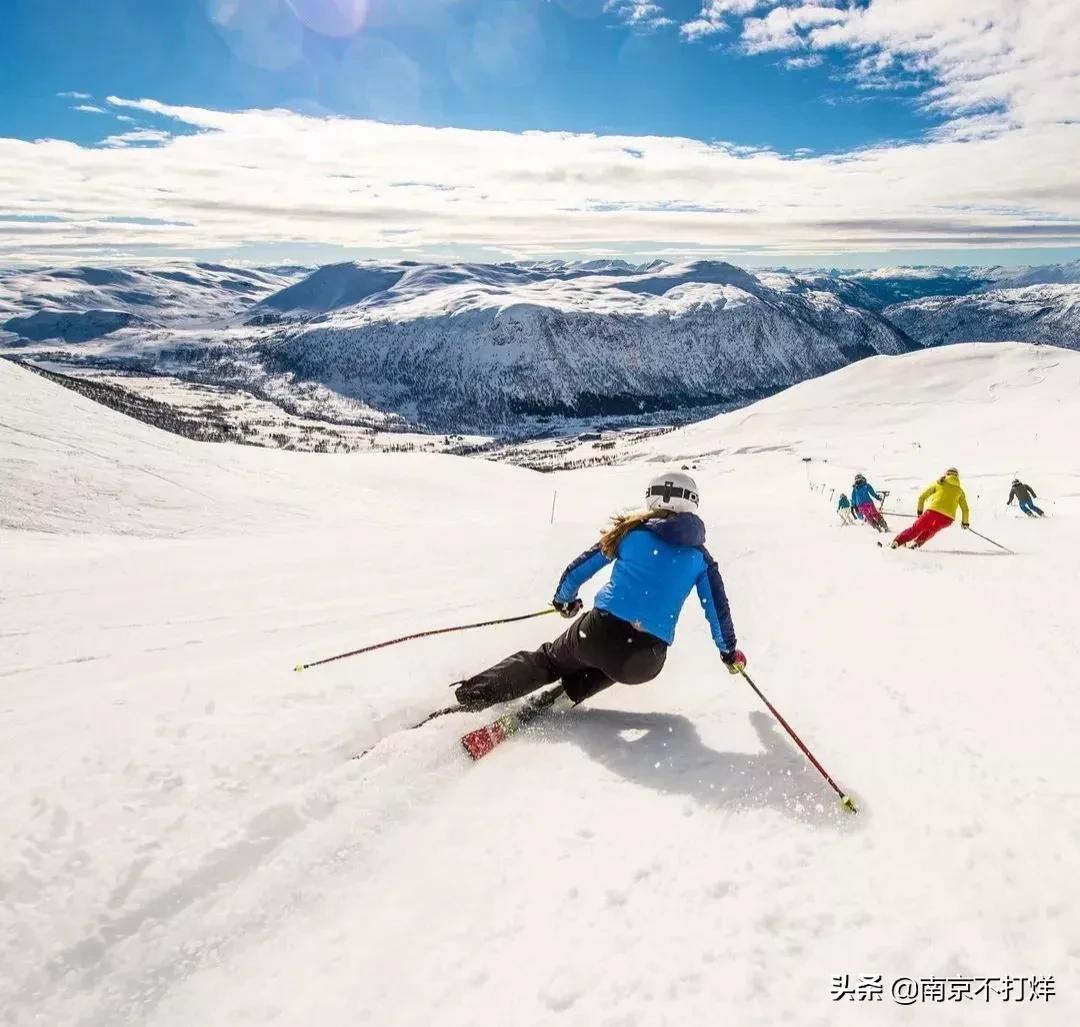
xmin=3 ymin=343 xmax=1079 ymax=1026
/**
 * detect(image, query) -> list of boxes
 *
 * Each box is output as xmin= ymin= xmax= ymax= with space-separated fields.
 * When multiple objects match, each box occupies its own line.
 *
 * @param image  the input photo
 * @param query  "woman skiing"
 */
xmin=851 ymin=473 xmax=889 ymax=531
xmin=453 ymin=471 xmax=746 ymax=714
xmin=890 ymin=468 xmax=970 ymax=549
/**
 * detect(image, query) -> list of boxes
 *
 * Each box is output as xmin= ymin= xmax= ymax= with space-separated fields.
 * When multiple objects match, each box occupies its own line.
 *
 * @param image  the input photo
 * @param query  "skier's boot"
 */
xmin=506 ymin=687 xmax=574 ymax=736
xmin=528 ymin=685 xmax=574 ymax=713
xmin=451 ymin=679 xmax=495 ymax=711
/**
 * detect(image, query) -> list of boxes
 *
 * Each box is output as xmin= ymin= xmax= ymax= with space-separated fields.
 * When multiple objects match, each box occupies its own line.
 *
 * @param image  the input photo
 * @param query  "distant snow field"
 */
xmin=2 ymin=342 xmax=1079 ymax=1026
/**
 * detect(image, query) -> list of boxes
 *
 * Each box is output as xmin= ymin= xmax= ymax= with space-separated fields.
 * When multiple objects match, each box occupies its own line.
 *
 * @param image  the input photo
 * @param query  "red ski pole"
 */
xmin=294 ymin=607 xmax=558 ymax=672
xmin=739 ymin=669 xmax=858 ymax=813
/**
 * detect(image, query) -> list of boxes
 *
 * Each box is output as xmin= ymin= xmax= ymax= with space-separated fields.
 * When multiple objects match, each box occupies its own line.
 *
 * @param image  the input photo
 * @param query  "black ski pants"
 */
xmin=456 ymin=608 xmax=667 ymax=708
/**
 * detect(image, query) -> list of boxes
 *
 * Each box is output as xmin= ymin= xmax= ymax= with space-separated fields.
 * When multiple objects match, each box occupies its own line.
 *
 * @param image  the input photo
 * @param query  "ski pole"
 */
xmin=967 ymin=528 xmax=1013 ymax=554
xmin=294 ymin=607 xmax=558 ymax=672
xmin=738 ymin=669 xmax=858 ymax=814
xmin=874 ymin=492 xmax=889 ymax=532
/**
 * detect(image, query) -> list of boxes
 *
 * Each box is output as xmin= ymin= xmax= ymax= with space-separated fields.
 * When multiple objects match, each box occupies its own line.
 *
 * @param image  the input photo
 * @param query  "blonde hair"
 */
xmin=599 ymin=508 xmax=672 ymax=559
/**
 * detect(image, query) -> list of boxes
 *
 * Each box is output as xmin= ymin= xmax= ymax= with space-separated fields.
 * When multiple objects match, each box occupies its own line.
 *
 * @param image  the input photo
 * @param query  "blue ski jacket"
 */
xmin=553 ymin=512 xmax=737 ymax=652
xmin=851 ymin=481 xmax=883 ymax=507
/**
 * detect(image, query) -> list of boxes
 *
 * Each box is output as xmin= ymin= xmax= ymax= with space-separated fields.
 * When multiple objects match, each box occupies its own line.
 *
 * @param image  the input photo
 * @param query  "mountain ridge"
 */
xmin=2 ymin=257 xmax=1078 ymax=434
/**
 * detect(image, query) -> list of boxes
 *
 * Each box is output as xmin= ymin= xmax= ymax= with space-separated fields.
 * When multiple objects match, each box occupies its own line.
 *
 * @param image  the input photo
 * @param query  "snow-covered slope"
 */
xmin=3 ymin=344 xmax=1079 ymax=1026
xmin=0 ymin=359 xmax=535 ymax=537
xmin=257 ymin=262 xmax=410 ymax=313
xmin=638 ymin=341 xmax=1080 ymax=477
xmin=1 ymin=307 xmax=156 ymax=343
xmin=885 ymin=284 xmax=1080 ymax=348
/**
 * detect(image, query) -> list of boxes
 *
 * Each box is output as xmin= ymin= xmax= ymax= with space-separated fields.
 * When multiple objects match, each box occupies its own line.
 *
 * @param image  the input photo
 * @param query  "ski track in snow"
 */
xmin=2 ymin=344 xmax=1080 ymax=1026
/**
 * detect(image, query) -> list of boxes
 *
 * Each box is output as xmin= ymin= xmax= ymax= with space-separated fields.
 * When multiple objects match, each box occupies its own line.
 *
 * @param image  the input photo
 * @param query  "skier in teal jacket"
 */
xmin=851 ymin=474 xmax=888 ymax=531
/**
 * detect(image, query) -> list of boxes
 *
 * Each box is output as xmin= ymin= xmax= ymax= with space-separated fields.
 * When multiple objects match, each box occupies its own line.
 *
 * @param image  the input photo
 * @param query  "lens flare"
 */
xmin=207 ymin=0 xmax=303 ymax=71
xmin=285 ymin=0 xmax=369 ymax=37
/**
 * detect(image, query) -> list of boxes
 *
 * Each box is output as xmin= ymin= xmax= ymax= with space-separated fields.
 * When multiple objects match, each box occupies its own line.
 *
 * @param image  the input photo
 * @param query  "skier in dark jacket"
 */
xmin=453 ymin=471 xmax=745 ymax=713
xmin=1007 ymin=479 xmax=1045 ymax=516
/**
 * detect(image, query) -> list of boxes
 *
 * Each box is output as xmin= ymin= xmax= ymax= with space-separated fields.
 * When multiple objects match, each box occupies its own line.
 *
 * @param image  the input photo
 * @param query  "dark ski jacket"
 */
xmin=553 ymin=512 xmax=736 ymax=652
xmin=1008 ymin=482 xmax=1037 ymax=505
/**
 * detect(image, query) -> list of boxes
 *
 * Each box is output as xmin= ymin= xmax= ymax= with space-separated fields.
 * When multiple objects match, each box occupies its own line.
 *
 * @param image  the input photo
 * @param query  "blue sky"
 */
xmin=4 ymin=0 xmax=938 ymax=153
xmin=1 ymin=0 xmax=1078 ymax=268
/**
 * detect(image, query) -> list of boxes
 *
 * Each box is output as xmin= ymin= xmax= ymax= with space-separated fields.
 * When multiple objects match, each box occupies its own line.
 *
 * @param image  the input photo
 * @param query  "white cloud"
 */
xmin=1 ymin=93 xmax=1077 ymax=262
xmin=806 ymin=0 xmax=1080 ymax=127
xmin=681 ymin=1 xmax=770 ymax=40
xmin=682 ymin=1 xmax=1080 ymax=132
xmin=741 ymin=5 xmax=846 ymax=54
xmin=605 ymin=1 xmax=673 ymax=30
xmin=101 ymin=129 xmax=175 ymax=148
xmin=783 ymin=54 xmax=824 ymax=70
xmin=57 ymin=91 xmax=92 ymax=100
xmin=73 ymin=105 xmax=107 ymax=114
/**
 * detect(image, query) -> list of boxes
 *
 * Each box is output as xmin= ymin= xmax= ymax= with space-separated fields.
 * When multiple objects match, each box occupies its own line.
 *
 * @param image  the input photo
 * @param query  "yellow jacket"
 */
xmin=917 ymin=474 xmax=969 ymax=524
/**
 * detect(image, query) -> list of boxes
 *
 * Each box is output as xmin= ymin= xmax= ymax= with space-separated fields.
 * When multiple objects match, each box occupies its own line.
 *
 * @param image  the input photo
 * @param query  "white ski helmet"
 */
xmin=645 ymin=471 xmax=700 ymax=513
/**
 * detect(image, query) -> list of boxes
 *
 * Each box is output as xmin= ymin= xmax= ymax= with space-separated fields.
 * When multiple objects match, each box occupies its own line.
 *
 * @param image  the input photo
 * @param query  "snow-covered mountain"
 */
xmin=827 ymin=260 xmax=1080 ymax=309
xmin=0 ymin=259 xmax=917 ymax=431
xmin=4 ymin=343 xmax=1079 ymax=1027
xmin=244 ymin=259 xmax=916 ymax=429
xmin=983 ymin=258 xmax=1080 ymax=290
xmin=838 ymin=265 xmax=1000 ymax=307
xmin=250 ymin=258 xmax=675 ymax=318
xmin=885 ymin=283 xmax=1080 ymax=348
xmin=3 ymin=256 xmax=1080 ymax=435
xmin=1 ymin=307 xmax=157 ymax=343
xmin=0 ymin=262 xmax=308 ymax=340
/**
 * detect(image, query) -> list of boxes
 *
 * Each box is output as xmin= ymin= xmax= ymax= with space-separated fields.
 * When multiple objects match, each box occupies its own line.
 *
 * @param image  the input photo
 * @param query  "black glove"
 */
xmin=552 ymin=597 xmax=583 ymax=619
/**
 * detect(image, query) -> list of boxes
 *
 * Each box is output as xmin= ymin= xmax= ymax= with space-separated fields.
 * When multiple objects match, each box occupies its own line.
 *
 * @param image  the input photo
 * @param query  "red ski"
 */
xmin=461 ymin=688 xmax=572 ymax=761
xmin=461 ymin=712 xmax=519 ymax=760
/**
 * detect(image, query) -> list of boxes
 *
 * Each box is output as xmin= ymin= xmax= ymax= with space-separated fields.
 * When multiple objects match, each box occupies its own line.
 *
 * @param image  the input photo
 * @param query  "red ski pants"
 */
xmin=856 ymin=501 xmax=884 ymax=526
xmin=894 ymin=509 xmax=953 ymax=548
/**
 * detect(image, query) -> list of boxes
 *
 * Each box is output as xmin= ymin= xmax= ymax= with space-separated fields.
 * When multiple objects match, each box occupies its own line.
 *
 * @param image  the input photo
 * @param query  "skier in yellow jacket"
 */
xmin=890 ymin=468 xmax=970 ymax=549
